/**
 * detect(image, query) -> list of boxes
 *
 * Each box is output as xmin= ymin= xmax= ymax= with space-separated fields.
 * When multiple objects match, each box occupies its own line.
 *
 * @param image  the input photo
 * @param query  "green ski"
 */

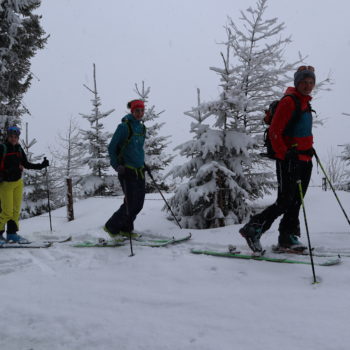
xmin=72 ymin=233 xmax=191 ymax=248
xmin=191 ymin=249 xmax=341 ymax=266
xmin=72 ymin=239 xmax=126 ymax=248
xmin=135 ymin=233 xmax=192 ymax=247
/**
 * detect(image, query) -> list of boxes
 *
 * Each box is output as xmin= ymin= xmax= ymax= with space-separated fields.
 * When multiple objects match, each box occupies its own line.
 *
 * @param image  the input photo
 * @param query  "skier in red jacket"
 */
xmin=239 ymin=66 xmax=316 ymax=253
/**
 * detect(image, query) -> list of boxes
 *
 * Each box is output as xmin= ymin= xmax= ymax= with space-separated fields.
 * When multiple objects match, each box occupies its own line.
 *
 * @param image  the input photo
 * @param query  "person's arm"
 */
xmin=269 ymin=97 xmax=295 ymax=160
xmin=108 ymin=123 xmax=128 ymax=170
xmin=20 ymin=147 xmax=48 ymax=170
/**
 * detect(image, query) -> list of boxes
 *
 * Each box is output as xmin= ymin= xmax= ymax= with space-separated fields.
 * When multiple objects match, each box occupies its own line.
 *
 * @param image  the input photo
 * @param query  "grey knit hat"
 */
xmin=294 ymin=67 xmax=316 ymax=87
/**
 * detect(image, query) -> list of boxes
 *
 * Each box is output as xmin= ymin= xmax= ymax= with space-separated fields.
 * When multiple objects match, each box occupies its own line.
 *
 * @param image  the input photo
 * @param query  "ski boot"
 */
xmin=6 ymin=233 xmax=29 ymax=244
xmin=239 ymin=222 xmax=264 ymax=253
xmin=103 ymin=225 xmax=123 ymax=240
xmin=119 ymin=231 xmax=140 ymax=239
xmin=276 ymin=234 xmax=307 ymax=252
xmin=0 ymin=231 xmax=6 ymax=245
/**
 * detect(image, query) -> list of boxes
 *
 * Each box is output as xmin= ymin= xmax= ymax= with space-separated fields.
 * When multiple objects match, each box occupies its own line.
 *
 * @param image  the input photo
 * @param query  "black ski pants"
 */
xmin=250 ymin=158 xmax=312 ymax=238
xmin=105 ymin=168 xmax=145 ymax=234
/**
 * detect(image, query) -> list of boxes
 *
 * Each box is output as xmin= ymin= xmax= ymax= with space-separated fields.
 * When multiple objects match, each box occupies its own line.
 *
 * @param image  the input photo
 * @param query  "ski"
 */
xmin=43 ymin=236 xmax=72 ymax=244
xmin=134 ymin=233 xmax=192 ymax=247
xmin=191 ymin=249 xmax=341 ymax=266
xmin=72 ymin=238 xmax=126 ymax=248
xmin=72 ymin=233 xmax=192 ymax=248
xmin=0 ymin=242 xmax=52 ymax=249
xmin=229 ymin=244 xmax=346 ymax=258
xmin=270 ymin=245 xmax=346 ymax=258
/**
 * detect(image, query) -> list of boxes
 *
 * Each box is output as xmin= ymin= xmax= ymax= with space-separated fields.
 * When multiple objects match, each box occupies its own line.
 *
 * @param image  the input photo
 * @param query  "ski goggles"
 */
xmin=297 ymin=65 xmax=315 ymax=72
xmin=7 ymin=126 xmax=21 ymax=136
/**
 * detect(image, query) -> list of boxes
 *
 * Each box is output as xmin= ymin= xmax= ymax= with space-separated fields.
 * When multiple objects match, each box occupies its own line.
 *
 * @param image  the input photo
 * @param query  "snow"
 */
xmin=1 ymin=187 xmax=350 ymax=349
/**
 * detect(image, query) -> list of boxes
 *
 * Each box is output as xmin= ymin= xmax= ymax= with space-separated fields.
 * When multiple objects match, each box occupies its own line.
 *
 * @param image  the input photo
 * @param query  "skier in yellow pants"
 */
xmin=0 ymin=126 xmax=49 ymax=244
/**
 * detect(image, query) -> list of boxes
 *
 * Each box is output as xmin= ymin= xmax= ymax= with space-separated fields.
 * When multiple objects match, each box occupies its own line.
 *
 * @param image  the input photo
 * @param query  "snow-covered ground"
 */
xmin=1 ymin=187 xmax=350 ymax=350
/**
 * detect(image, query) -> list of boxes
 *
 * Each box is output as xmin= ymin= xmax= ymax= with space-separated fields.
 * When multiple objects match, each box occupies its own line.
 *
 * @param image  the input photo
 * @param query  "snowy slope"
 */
xmin=1 ymin=187 xmax=350 ymax=350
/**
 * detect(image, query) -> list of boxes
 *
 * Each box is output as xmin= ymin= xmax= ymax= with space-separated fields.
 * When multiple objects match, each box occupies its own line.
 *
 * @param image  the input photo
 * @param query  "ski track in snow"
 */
xmin=0 ymin=189 xmax=350 ymax=350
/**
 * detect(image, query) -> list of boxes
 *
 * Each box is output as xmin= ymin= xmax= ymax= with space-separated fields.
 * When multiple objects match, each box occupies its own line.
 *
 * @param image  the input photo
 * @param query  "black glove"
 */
xmin=41 ymin=158 xmax=49 ymax=168
xmin=299 ymin=147 xmax=315 ymax=157
xmin=284 ymin=148 xmax=298 ymax=162
xmin=116 ymin=165 xmax=125 ymax=175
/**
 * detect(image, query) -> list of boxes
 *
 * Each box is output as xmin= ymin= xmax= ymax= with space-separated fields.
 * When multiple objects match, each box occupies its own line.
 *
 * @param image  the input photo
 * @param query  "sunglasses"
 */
xmin=297 ymin=65 xmax=315 ymax=72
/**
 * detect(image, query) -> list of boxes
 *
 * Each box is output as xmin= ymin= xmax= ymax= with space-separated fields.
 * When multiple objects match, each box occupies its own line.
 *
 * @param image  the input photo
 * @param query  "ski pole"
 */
xmin=314 ymin=151 xmax=350 ymax=227
xmin=145 ymin=166 xmax=182 ymax=229
xmin=123 ymin=178 xmax=134 ymax=257
xmin=44 ymin=157 xmax=53 ymax=232
xmin=297 ymin=179 xmax=317 ymax=284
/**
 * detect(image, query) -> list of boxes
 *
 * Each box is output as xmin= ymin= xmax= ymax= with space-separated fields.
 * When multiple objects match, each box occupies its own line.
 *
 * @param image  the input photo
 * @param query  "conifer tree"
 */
xmin=79 ymin=64 xmax=115 ymax=196
xmin=169 ymin=85 xmax=258 ymax=229
xmin=341 ymin=115 xmax=350 ymax=190
xmin=21 ymin=124 xmax=53 ymax=218
xmin=50 ymin=117 xmax=84 ymax=198
xmin=223 ymin=0 xmax=303 ymax=136
xmin=0 ymin=0 xmax=47 ymax=138
xmin=134 ymin=81 xmax=174 ymax=192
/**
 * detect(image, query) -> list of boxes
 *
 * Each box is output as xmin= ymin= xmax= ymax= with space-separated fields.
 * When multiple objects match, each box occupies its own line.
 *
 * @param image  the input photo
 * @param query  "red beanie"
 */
xmin=130 ymin=100 xmax=145 ymax=112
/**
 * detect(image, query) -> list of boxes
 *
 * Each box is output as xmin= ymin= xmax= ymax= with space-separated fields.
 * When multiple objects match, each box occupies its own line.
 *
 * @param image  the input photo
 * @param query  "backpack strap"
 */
xmin=117 ymin=119 xmax=146 ymax=164
xmin=282 ymin=94 xmax=303 ymax=135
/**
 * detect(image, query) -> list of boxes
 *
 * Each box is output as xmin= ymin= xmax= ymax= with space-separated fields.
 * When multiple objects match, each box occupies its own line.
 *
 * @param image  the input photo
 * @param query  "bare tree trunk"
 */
xmin=66 ymin=178 xmax=74 ymax=221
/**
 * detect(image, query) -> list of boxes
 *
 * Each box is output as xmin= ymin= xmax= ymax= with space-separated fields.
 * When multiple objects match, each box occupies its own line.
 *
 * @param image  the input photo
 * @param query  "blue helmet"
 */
xmin=7 ymin=126 xmax=21 ymax=137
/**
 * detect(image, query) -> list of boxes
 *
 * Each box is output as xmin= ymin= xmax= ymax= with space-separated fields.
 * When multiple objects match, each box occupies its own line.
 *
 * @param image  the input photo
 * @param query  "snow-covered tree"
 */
xmin=50 ymin=117 xmax=85 ymax=201
xmin=324 ymin=147 xmax=346 ymax=189
xmin=79 ymin=63 xmax=115 ymax=196
xmin=341 ymin=145 xmax=350 ymax=191
xmin=51 ymin=118 xmax=83 ymax=188
xmin=168 ymin=86 xmax=259 ymax=229
xmin=223 ymin=0 xmax=303 ymax=136
xmin=341 ymin=114 xmax=350 ymax=191
xmin=134 ymin=81 xmax=174 ymax=192
xmin=20 ymin=124 xmax=53 ymax=218
xmin=0 ymin=0 xmax=47 ymax=138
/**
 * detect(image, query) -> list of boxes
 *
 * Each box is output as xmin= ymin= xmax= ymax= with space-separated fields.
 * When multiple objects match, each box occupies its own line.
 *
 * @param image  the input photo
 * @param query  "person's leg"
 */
xmin=123 ymin=174 xmax=145 ymax=232
xmin=244 ymin=159 xmax=295 ymax=232
xmin=11 ymin=179 xmax=24 ymax=232
xmin=278 ymin=160 xmax=313 ymax=247
xmin=0 ymin=181 xmax=14 ymax=234
xmin=6 ymin=179 xmax=28 ymax=242
xmin=104 ymin=174 xmax=129 ymax=235
xmin=240 ymin=159 xmax=301 ymax=252
xmin=105 ymin=169 xmax=145 ymax=235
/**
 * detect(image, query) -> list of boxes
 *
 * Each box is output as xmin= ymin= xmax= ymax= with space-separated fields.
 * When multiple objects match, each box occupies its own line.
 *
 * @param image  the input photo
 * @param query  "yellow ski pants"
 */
xmin=0 ymin=179 xmax=23 ymax=232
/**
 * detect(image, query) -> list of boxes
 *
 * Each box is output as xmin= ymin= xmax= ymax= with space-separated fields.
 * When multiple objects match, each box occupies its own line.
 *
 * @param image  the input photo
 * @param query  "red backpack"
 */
xmin=262 ymin=94 xmax=306 ymax=159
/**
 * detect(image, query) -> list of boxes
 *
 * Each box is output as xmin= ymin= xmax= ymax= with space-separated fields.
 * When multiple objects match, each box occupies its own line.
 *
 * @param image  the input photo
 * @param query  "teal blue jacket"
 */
xmin=108 ymin=114 xmax=146 ymax=169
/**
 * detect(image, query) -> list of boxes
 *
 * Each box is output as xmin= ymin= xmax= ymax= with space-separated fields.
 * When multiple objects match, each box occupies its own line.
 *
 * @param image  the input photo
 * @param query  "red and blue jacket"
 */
xmin=0 ymin=143 xmax=43 ymax=182
xmin=269 ymin=87 xmax=313 ymax=162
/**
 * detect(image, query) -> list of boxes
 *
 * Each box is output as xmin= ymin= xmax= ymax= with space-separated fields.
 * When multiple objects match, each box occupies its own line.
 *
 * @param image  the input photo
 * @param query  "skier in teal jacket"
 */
xmin=104 ymin=99 xmax=147 ymax=238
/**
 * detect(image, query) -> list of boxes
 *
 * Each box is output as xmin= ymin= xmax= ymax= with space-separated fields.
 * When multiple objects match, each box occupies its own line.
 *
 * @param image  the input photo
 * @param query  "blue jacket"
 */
xmin=108 ymin=114 xmax=146 ymax=169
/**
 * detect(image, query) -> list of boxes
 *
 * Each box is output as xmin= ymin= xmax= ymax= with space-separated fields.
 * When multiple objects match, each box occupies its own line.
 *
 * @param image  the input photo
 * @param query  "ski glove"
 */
xmin=41 ymin=158 xmax=49 ymax=169
xmin=116 ymin=165 xmax=125 ymax=175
